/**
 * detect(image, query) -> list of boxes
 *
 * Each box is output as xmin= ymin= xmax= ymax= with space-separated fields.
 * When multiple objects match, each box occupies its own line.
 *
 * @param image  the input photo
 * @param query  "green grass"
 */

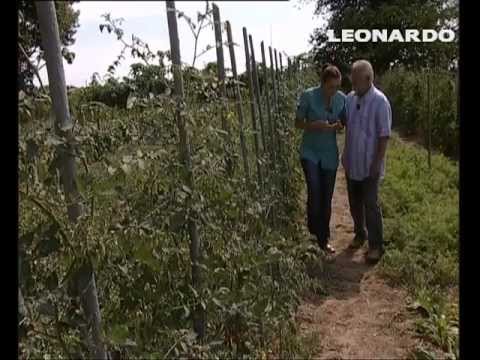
xmin=378 ymin=135 xmax=459 ymax=359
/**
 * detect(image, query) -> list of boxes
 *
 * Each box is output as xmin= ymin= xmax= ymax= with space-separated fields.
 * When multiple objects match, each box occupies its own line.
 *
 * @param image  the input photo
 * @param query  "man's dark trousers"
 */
xmin=346 ymin=175 xmax=384 ymax=250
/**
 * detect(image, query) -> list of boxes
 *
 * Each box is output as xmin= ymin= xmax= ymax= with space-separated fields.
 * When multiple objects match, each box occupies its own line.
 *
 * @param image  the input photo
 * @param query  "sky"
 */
xmin=35 ymin=0 xmax=326 ymax=87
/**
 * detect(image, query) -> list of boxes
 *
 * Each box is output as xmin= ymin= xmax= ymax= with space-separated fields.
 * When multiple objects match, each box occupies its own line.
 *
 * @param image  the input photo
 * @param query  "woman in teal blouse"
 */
xmin=294 ymin=64 xmax=346 ymax=254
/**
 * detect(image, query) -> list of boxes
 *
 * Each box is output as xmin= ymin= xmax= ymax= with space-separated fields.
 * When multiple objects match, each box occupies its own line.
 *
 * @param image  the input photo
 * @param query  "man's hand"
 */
xmin=369 ymin=137 xmax=389 ymax=178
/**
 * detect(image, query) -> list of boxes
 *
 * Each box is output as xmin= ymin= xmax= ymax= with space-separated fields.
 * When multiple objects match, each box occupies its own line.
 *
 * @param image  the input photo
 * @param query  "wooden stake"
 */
xmin=35 ymin=2 xmax=106 ymax=358
xmin=249 ymin=34 xmax=267 ymax=154
xmin=261 ymin=42 xmax=275 ymax=166
xmin=212 ymin=3 xmax=234 ymax=176
xmin=166 ymin=0 xmax=205 ymax=339
xmin=226 ymin=20 xmax=250 ymax=182
xmin=243 ymin=27 xmax=263 ymax=189
xmin=427 ymin=70 xmax=432 ymax=169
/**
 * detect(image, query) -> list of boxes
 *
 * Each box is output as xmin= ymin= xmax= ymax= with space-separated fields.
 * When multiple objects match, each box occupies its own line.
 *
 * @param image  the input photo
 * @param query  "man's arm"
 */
xmin=341 ymin=120 xmax=349 ymax=171
xmin=370 ymin=137 xmax=389 ymax=175
xmin=369 ymin=98 xmax=392 ymax=177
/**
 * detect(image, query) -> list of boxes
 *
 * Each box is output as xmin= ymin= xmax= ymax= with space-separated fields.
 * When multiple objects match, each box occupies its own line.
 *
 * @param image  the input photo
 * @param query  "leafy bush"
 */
xmin=379 ymin=67 xmax=458 ymax=158
xmin=73 ymin=76 xmax=132 ymax=108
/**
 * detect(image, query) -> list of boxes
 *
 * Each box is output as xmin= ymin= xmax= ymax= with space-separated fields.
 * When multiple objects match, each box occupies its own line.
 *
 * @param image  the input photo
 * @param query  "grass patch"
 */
xmin=378 ymin=135 xmax=459 ymax=359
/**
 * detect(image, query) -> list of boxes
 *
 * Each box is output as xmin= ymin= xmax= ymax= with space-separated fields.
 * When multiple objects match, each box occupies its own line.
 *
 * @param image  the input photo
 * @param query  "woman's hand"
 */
xmin=332 ymin=121 xmax=344 ymax=131
xmin=298 ymin=119 xmax=344 ymax=132
xmin=307 ymin=120 xmax=338 ymax=132
xmin=311 ymin=120 xmax=330 ymax=130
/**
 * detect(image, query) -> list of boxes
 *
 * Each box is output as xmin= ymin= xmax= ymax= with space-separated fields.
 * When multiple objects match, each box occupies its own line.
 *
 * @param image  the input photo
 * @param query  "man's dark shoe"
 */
xmin=349 ymin=234 xmax=367 ymax=249
xmin=366 ymin=247 xmax=384 ymax=263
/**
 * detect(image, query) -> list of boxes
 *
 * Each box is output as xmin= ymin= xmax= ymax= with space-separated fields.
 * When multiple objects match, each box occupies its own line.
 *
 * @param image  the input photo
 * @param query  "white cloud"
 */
xmin=75 ymin=1 xmax=165 ymax=24
xmin=35 ymin=0 xmax=325 ymax=87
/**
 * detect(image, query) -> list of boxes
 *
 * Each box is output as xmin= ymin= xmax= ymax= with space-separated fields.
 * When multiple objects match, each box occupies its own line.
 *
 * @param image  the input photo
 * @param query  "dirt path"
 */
xmin=295 ymin=165 xmax=417 ymax=359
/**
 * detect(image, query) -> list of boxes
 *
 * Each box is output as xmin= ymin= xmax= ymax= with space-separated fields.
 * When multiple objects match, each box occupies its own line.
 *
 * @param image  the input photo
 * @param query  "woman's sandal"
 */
xmin=318 ymin=240 xmax=336 ymax=254
xmin=325 ymin=243 xmax=336 ymax=254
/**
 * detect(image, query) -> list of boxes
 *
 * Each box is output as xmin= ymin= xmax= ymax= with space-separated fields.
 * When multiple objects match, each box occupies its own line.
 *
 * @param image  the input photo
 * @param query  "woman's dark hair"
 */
xmin=321 ymin=63 xmax=341 ymax=83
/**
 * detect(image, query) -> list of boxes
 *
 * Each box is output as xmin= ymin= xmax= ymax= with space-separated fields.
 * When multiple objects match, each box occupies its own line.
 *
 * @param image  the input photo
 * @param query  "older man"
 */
xmin=340 ymin=60 xmax=392 ymax=263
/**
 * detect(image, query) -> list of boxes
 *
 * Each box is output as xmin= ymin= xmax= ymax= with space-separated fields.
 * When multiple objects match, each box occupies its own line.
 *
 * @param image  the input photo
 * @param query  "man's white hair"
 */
xmin=352 ymin=59 xmax=374 ymax=82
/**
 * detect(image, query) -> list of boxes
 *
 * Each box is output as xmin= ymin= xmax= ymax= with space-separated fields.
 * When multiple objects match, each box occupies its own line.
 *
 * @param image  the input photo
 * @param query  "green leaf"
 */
xmin=118 ymin=264 xmax=129 ymax=276
xmin=189 ymin=285 xmax=199 ymax=298
xmin=36 ymin=224 xmax=61 ymax=258
xmin=264 ymin=302 xmax=272 ymax=314
xmin=45 ymin=135 xmax=65 ymax=147
xmin=267 ymin=246 xmax=282 ymax=259
xmin=183 ymin=305 xmax=190 ymax=319
xmin=121 ymin=163 xmax=131 ymax=175
xmin=126 ymin=95 xmax=136 ymax=109
xmin=134 ymin=242 xmax=159 ymax=270
xmin=110 ymin=324 xmax=130 ymax=345
xmin=107 ymin=166 xmax=117 ymax=175
xmin=37 ymin=298 xmax=56 ymax=317
xmin=20 ymin=108 xmax=32 ymax=121
xmin=169 ymin=211 xmax=186 ymax=232
xmin=122 ymin=155 xmax=133 ymax=164
xmin=45 ymin=272 xmax=59 ymax=291
xmin=407 ymin=301 xmax=431 ymax=318
xmin=412 ymin=346 xmax=437 ymax=360
xmin=218 ymin=287 xmax=230 ymax=295
xmin=212 ymin=297 xmax=223 ymax=309
xmin=124 ymin=339 xmax=137 ymax=347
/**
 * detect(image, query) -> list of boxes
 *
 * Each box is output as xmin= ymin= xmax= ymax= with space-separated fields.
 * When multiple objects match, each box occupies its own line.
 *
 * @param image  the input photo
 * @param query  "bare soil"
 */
xmin=295 ymin=165 xmax=418 ymax=359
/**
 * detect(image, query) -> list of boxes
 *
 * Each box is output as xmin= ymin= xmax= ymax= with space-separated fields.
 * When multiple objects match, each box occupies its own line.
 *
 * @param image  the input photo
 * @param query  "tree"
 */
xmin=310 ymin=0 xmax=458 ymax=75
xmin=202 ymin=61 xmax=218 ymax=75
xmin=126 ymin=63 xmax=168 ymax=97
xmin=18 ymin=0 xmax=80 ymax=93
